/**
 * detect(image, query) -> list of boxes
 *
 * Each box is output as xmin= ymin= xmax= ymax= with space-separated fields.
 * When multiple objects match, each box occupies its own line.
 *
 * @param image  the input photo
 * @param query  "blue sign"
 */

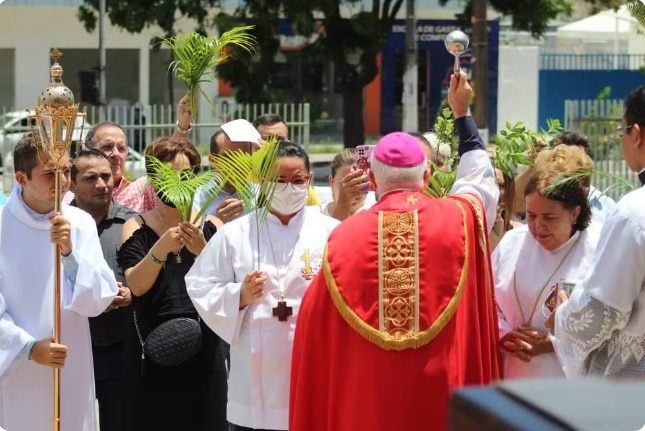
xmin=381 ymin=19 xmax=499 ymax=135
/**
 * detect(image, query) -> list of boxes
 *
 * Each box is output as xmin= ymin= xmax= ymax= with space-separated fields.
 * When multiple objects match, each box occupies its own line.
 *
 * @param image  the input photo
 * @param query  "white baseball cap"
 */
xmin=221 ymin=119 xmax=262 ymax=144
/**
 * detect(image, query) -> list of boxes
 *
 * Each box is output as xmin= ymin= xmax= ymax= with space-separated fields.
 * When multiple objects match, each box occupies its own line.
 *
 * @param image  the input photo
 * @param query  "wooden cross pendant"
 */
xmin=272 ymin=300 xmax=293 ymax=322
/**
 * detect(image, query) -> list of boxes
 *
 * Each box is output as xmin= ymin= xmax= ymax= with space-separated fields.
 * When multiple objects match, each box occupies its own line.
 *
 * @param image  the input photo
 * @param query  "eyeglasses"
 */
xmin=616 ymin=124 xmax=634 ymax=137
xmin=275 ymin=178 xmax=309 ymax=191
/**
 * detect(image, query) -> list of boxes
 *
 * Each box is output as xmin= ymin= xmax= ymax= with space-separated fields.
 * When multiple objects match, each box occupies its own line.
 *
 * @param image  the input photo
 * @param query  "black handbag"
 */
xmin=134 ymin=310 xmax=202 ymax=368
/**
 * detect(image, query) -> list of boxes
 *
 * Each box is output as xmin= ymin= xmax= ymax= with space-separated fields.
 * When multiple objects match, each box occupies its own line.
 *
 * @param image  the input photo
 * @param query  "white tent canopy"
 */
xmin=556 ymin=5 xmax=645 ymax=55
xmin=558 ymin=5 xmax=636 ymax=36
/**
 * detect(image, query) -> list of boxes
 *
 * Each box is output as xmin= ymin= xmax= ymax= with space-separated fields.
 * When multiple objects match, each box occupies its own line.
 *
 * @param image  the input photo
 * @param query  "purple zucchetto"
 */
xmin=374 ymin=132 xmax=426 ymax=167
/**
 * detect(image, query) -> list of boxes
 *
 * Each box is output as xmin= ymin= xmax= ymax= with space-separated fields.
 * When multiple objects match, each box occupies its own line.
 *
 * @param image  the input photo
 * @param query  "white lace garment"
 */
xmin=553 ymin=187 xmax=645 ymax=379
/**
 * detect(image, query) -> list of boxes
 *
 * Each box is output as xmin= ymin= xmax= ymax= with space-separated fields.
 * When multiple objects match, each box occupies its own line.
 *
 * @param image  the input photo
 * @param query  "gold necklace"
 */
xmin=155 ymin=208 xmax=182 ymax=264
xmin=512 ymin=233 xmax=582 ymax=326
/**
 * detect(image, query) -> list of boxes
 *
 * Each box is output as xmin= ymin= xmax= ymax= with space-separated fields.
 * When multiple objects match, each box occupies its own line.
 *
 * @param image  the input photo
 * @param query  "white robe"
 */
xmin=554 ymin=185 xmax=645 ymax=378
xmin=0 ymin=187 xmax=118 ymax=431
xmin=492 ymin=223 xmax=600 ymax=379
xmin=186 ymin=207 xmax=339 ymax=430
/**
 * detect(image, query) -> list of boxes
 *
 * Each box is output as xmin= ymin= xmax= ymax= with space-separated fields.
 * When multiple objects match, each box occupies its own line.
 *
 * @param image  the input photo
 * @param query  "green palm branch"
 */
xmin=146 ymin=156 xmax=225 ymax=223
xmin=211 ymin=138 xmax=281 ymax=270
xmin=161 ymin=27 xmax=256 ymax=119
xmin=541 ymin=169 xmax=635 ymax=200
xmin=211 ymin=138 xmax=281 ymax=225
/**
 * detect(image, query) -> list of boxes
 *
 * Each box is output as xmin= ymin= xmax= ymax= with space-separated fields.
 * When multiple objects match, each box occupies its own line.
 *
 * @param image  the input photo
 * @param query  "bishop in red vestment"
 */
xmin=290 ymin=72 xmax=501 ymax=431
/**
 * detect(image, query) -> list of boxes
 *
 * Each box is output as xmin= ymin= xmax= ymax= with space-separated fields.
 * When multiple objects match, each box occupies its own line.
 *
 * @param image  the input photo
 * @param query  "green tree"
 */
xmin=221 ymin=0 xmax=619 ymax=147
xmin=441 ymin=0 xmax=624 ymax=37
xmin=216 ymin=0 xmax=403 ymax=148
xmin=214 ymin=8 xmax=282 ymax=103
xmin=77 ymin=0 xmax=220 ymax=105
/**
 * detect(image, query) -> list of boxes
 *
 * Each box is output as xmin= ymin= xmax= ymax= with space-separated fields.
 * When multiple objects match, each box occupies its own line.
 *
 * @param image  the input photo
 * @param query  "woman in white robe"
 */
xmin=493 ymin=145 xmax=600 ymax=379
xmin=186 ymin=142 xmax=340 ymax=431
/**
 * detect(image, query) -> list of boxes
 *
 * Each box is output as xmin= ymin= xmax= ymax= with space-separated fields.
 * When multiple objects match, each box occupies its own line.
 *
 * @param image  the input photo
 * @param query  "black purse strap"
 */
xmin=133 ymin=310 xmax=146 ymax=359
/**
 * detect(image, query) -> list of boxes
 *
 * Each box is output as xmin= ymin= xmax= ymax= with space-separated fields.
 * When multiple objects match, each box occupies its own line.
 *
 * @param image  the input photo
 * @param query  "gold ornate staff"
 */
xmin=30 ymin=49 xmax=86 ymax=431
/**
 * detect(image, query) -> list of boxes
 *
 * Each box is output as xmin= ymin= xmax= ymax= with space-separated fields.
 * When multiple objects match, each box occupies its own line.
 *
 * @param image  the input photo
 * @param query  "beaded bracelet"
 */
xmin=175 ymin=121 xmax=193 ymax=135
xmin=148 ymin=249 xmax=166 ymax=265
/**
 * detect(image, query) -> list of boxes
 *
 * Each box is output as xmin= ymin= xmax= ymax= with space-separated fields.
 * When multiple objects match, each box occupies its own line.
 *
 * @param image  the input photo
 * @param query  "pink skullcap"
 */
xmin=374 ymin=132 xmax=426 ymax=167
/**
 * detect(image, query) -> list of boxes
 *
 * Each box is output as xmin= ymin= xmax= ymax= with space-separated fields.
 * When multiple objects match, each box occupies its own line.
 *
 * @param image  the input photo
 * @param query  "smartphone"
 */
xmin=355 ymin=145 xmax=376 ymax=192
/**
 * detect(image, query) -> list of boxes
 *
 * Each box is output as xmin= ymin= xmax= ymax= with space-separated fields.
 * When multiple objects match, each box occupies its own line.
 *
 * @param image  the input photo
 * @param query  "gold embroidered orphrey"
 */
xmin=324 ymin=201 xmax=471 ymax=351
xmin=378 ymin=211 xmax=420 ymax=339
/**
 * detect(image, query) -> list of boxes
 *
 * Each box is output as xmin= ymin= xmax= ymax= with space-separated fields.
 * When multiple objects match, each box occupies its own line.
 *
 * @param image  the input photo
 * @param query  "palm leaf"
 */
xmin=250 ymin=140 xmax=281 ymax=227
xmin=541 ymin=168 xmax=635 ymax=201
xmin=210 ymin=138 xmax=281 ymax=270
xmin=211 ymin=150 xmax=255 ymax=209
xmin=160 ymin=26 xmax=256 ymax=119
xmin=211 ymin=138 xmax=281 ymax=214
xmin=191 ymin=178 xmax=226 ymax=224
xmin=147 ymin=156 xmax=222 ymax=221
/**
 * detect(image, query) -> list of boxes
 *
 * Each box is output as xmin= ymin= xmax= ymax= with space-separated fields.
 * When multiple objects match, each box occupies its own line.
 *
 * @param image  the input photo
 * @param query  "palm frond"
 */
xmin=216 ymin=26 xmax=257 ymax=61
xmin=160 ymin=27 xmax=256 ymax=119
xmin=541 ymin=168 xmax=635 ymax=201
xmin=250 ymin=139 xmax=281 ymax=226
xmin=146 ymin=156 xmax=221 ymax=221
xmin=210 ymin=138 xmax=281 ymax=217
xmin=191 ymin=170 xmax=227 ymax=224
xmin=211 ymin=151 xmax=255 ymax=209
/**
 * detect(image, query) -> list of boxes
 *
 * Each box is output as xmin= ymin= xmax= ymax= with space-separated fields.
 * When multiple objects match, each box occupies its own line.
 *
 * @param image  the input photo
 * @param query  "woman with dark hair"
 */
xmin=117 ymin=137 xmax=227 ymax=431
xmin=185 ymin=141 xmax=339 ymax=431
xmin=492 ymin=144 xmax=600 ymax=379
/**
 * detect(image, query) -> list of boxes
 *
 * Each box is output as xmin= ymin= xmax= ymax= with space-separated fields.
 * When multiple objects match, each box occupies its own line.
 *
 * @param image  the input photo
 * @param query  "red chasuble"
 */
xmin=289 ymin=190 xmax=501 ymax=431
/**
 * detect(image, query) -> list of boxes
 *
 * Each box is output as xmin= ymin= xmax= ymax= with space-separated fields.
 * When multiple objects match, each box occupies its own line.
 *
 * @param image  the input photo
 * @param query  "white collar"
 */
xmin=266 ymin=206 xmax=306 ymax=228
xmin=6 ymin=185 xmax=56 ymax=231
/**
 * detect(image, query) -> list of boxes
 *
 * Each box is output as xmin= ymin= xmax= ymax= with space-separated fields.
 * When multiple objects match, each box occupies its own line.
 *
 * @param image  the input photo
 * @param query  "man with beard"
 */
xmin=69 ymin=148 xmax=137 ymax=431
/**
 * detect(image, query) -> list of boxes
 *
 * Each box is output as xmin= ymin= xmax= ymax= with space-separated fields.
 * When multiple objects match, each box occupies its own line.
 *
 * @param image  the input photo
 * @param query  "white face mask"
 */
xmin=270 ymin=183 xmax=308 ymax=215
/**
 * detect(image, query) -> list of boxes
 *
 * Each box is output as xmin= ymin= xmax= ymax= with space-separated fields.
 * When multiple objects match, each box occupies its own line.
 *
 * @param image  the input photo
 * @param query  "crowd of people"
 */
xmin=0 ymin=70 xmax=644 ymax=431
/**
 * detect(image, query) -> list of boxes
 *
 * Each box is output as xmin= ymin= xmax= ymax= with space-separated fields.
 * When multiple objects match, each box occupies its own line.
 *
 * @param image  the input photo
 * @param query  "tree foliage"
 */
xmin=77 ymin=0 xmax=219 ymax=36
xmin=77 ymin=0 xmax=223 ymax=106
xmin=215 ymin=10 xmax=282 ymax=103
xmin=215 ymin=0 xmax=403 ymax=147
xmin=439 ymin=0 xmax=626 ymax=37
xmin=628 ymin=0 xmax=645 ymax=29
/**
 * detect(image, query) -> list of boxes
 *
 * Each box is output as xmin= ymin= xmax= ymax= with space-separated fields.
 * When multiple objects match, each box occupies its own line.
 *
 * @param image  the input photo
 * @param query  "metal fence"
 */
xmin=541 ymin=54 xmax=645 ymax=71
xmin=0 ymin=101 xmax=311 ymax=153
xmin=564 ymin=98 xmax=639 ymax=200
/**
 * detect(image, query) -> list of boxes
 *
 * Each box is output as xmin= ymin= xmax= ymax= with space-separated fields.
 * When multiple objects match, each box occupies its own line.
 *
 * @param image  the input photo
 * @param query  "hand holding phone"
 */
xmin=355 ymin=145 xmax=376 ymax=191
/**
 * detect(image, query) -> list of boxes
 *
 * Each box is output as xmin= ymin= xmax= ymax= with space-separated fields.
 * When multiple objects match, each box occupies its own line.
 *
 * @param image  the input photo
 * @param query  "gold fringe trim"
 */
xmin=324 ymin=203 xmax=470 ymax=351
xmin=449 ymin=193 xmax=501 ymax=379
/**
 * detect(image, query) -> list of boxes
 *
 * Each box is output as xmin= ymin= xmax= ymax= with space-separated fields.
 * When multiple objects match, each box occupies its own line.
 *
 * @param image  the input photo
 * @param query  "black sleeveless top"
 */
xmin=117 ymin=218 xmax=217 ymax=321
